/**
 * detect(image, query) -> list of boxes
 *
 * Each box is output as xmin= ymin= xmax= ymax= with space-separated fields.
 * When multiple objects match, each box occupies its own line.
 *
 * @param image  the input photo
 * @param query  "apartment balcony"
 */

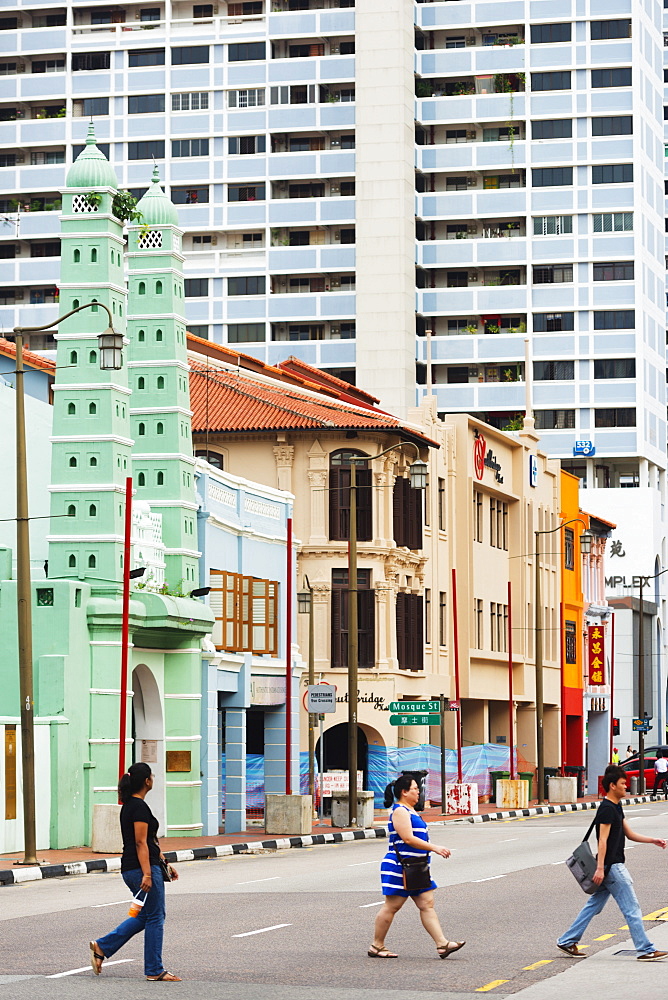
xmin=418 ymin=45 xmax=525 ymax=77
xmin=271 ymin=273 xmax=354 ymax=294
xmin=418 ymin=234 xmax=527 ymax=268
xmin=268 ymin=244 xmax=355 ymax=270
xmin=268 ymin=149 xmax=355 ymax=177
xmin=416 ymin=330 xmax=527 ymax=363
xmin=268 ymin=55 xmax=355 ymax=84
xmin=417 ymin=139 xmax=526 ymax=173
xmin=418 ymin=92 xmax=526 ymax=124
xmin=415 ymin=1 xmax=525 ymax=30
xmin=429 ymin=380 xmax=526 ymax=413
xmin=268 ymin=194 xmax=355 ymax=226
xmin=418 ymin=285 xmax=527 ymax=314
xmin=268 ymin=8 xmax=355 ymax=37
xmin=418 ymin=186 xmax=527 ymax=220
xmin=267 ymin=290 xmax=355 ymax=319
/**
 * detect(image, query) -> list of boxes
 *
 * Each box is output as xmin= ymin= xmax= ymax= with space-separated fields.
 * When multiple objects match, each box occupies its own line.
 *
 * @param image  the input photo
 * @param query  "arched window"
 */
xmin=155 ymin=280 xmax=163 ymax=295
xmin=89 ymin=350 xmax=97 ymax=364
xmin=89 ymin=456 xmax=97 ymax=466
xmin=91 ymin=298 xmax=98 ymax=313
xmin=138 ymin=330 xmax=145 ymax=342
xmin=68 ymin=554 xmax=76 ymax=568
xmin=91 ymin=248 xmax=97 ymax=262
xmin=72 ymin=298 xmax=80 ymax=309
xmin=138 ymin=281 xmax=146 ymax=295
xmin=119 ymin=303 xmax=123 ymax=316
xmin=110 ymin=249 xmax=114 ymax=263
xmin=155 ymin=329 xmax=163 ymax=342
xmin=88 ymin=554 xmax=96 ymax=569
xmin=73 ymin=249 xmax=80 ymax=263
xmin=195 ymin=450 xmax=224 ymax=471
xmin=89 ymin=504 xmax=97 ymax=517
xmin=138 ymin=422 xmax=145 ymax=436
xmin=69 ymin=456 xmax=77 ymax=467
xmin=157 ymin=376 xmax=164 ymax=389
xmin=88 ymin=402 xmax=96 ymax=414
xmin=157 ymin=471 xmax=164 ymax=485
xmin=69 ymin=351 xmax=77 ymax=365
xmin=67 ymin=402 xmax=76 ymax=415
xmin=112 ymin=300 xmax=116 ymax=314
xmin=328 ymin=449 xmax=372 ymax=542
xmin=156 ymin=421 xmax=164 ymax=435
xmin=137 ymin=376 xmax=145 ymax=390
xmin=138 ymin=472 xmax=146 ymax=486
xmin=67 ymin=504 xmax=76 ymax=517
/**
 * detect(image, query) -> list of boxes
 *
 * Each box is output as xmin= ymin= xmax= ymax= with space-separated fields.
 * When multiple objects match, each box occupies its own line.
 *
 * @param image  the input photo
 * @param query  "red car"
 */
xmin=598 ymin=747 xmax=668 ymax=794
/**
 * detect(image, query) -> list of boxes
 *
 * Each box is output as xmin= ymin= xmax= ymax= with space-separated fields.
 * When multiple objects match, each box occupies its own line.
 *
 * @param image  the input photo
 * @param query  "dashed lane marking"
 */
xmin=347 ymin=861 xmax=378 ymax=867
xmin=523 ymin=960 xmax=553 ymax=971
xmin=640 ymin=907 xmax=668 ymax=921
xmin=235 ymin=877 xmax=281 ymax=885
xmin=91 ymin=900 xmax=128 ymax=908
xmin=594 ymin=934 xmax=616 ymax=941
xmin=472 ymin=875 xmax=508 ymax=882
xmin=500 ymin=838 xmax=518 ymax=843
xmin=475 ymin=980 xmax=510 ymax=992
xmin=48 ymin=960 xmax=133 ymax=978
xmin=359 ymin=901 xmax=384 ymax=908
xmin=232 ymin=923 xmax=292 ymax=938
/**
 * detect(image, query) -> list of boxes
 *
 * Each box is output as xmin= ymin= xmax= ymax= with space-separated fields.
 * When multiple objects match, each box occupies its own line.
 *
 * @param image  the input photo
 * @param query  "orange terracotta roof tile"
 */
xmin=188 ymin=361 xmax=437 ymax=448
xmin=276 ymin=356 xmax=381 ymax=408
xmin=0 ymin=338 xmax=56 ymax=373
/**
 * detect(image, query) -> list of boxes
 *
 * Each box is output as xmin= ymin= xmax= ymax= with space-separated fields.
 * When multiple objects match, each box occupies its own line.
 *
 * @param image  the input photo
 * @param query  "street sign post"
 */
xmin=632 ymin=718 xmax=652 ymax=733
xmin=390 ymin=713 xmax=441 ymax=726
xmin=306 ymin=684 xmax=336 ymax=713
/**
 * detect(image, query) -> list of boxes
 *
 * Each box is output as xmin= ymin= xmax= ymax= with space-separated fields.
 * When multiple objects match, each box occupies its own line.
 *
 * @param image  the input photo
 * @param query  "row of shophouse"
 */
xmin=0 ymin=135 xmax=629 ymax=850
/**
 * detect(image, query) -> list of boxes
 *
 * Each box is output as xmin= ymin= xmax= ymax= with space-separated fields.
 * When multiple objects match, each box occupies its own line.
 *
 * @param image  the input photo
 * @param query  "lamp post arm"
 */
xmin=371 ymin=441 xmax=421 ymax=464
xmin=535 ymin=516 xmax=588 ymax=538
xmin=13 ymin=300 xmax=115 ymax=337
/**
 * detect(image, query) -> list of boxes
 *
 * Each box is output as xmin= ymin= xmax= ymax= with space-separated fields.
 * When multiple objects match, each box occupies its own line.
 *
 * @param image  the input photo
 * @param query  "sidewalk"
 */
xmin=1 ymin=790 xmax=632 ymax=888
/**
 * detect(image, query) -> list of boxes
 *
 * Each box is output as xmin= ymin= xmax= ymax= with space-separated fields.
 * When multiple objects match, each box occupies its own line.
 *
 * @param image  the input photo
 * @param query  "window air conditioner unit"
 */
xmin=330 ymin=324 xmax=340 ymax=335
xmin=466 ymin=130 xmax=476 ymax=139
xmin=331 ymin=138 xmax=340 ymax=146
xmin=468 ymin=272 xmax=478 ymax=281
xmin=330 ymin=184 xmax=340 ymax=194
xmin=330 ymin=278 xmax=341 ymax=289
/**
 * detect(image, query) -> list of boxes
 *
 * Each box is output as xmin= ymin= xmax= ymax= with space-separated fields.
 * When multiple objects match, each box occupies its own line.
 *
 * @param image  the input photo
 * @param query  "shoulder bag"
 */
xmin=565 ymin=814 xmax=599 ymax=894
xmin=392 ymin=844 xmax=432 ymax=892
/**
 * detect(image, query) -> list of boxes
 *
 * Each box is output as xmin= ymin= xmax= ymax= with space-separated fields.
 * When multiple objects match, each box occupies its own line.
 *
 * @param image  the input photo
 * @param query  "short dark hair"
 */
xmin=393 ymin=774 xmax=416 ymax=799
xmin=602 ymin=766 xmax=627 ymax=791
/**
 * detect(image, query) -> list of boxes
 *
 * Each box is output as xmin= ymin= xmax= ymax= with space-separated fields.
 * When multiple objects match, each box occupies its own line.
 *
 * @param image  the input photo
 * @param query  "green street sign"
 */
xmin=389 ymin=701 xmax=441 ymax=713
xmin=390 ymin=713 xmax=442 ymax=726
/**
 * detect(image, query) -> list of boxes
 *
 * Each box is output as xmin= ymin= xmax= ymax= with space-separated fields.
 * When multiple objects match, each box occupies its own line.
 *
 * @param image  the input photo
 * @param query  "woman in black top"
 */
xmin=90 ymin=762 xmax=181 ymax=981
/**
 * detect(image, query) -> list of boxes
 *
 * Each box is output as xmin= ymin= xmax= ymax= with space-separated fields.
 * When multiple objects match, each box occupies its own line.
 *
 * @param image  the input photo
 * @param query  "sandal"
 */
xmin=437 ymin=941 xmax=466 ymax=959
xmin=368 ymin=945 xmax=398 ymax=958
xmin=89 ymin=941 xmax=104 ymax=976
xmin=147 ymin=972 xmax=182 ymax=981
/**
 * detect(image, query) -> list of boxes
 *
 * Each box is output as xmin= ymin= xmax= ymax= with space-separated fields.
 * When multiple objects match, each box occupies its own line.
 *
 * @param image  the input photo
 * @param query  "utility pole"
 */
xmin=638 ymin=575 xmax=645 ymax=794
xmin=347 ymin=460 xmax=358 ymax=827
xmin=535 ymin=530 xmax=544 ymax=805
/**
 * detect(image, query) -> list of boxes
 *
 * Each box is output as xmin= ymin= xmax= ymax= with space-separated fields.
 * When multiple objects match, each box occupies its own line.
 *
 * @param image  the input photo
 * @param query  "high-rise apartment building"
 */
xmin=0 ymin=0 xmax=665 ymax=490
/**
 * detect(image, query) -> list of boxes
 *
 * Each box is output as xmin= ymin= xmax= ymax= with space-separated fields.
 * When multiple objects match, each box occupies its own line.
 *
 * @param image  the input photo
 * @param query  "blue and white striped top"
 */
xmin=379 ymin=803 xmax=437 ymax=896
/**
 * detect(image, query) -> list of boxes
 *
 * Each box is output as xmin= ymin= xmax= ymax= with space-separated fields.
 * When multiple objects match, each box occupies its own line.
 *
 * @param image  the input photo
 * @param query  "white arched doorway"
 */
xmin=132 ymin=664 xmax=166 ymax=836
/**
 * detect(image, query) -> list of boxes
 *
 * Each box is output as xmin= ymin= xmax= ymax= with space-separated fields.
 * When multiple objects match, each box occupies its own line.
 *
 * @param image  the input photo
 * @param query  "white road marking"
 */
xmin=472 ymin=875 xmax=508 ymax=882
xmin=551 ymin=861 xmax=566 ymax=865
xmin=235 ymin=876 xmax=281 ymax=885
xmin=500 ymin=838 xmax=518 ymax=843
xmin=547 ymin=829 xmax=569 ymax=834
xmin=232 ymin=923 xmax=292 ymax=938
xmin=347 ymin=861 xmax=378 ymax=867
xmin=91 ymin=900 xmax=128 ymax=908
xmin=48 ymin=960 xmax=133 ymax=978
xmin=359 ymin=901 xmax=384 ymax=908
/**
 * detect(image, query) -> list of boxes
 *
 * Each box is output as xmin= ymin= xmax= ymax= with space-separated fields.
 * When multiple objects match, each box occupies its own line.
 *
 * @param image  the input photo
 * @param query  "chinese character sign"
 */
xmin=588 ymin=625 xmax=605 ymax=686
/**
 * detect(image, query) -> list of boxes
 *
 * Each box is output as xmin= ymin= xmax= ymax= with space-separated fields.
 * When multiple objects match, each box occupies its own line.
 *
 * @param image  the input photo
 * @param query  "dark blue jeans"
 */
xmin=97 ymin=865 xmax=166 ymax=977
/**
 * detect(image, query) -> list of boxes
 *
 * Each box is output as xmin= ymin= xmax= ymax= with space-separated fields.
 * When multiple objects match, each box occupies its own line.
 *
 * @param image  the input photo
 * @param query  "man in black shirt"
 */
xmin=557 ymin=766 xmax=667 ymax=962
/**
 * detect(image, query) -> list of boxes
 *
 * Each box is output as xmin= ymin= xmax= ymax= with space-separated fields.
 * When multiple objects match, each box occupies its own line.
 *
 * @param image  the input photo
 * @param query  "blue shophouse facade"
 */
xmin=195 ymin=458 xmax=300 ymax=835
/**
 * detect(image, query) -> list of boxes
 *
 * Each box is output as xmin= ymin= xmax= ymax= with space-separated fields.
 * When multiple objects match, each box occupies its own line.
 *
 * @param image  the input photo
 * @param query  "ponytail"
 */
xmin=118 ymin=761 xmax=151 ymax=803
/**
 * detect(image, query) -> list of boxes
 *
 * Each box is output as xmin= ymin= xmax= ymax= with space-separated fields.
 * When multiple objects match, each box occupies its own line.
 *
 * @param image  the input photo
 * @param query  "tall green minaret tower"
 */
xmin=126 ymin=168 xmax=199 ymax=593
xmin=48 ymin=124 xmax=130 ymax=595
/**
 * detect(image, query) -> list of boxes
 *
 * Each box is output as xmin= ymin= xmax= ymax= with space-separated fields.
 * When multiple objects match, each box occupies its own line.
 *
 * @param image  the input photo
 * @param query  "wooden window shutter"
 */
xmin=408 ymin=484 xmax=423 ymax=550
xmin=396 ymin=591 xmax=407 ymax=669
xmin=358 ymin=588 xmax=375 ymax=668
xmin=356 ymin=467 xmax=372 ymax=541
xmin=329 ymin=466 xmax=348 ymax=541
xmin=393 ymin=478 xmax=406 ymax=548
xmin=411 ymin=594 xmax=424 ymax=671
xmin=331 ymin=587 xmax=348 ymax=668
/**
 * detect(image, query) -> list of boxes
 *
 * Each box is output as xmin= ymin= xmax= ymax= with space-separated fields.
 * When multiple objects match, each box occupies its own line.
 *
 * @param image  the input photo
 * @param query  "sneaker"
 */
xmin=557 ymin=943 xmax=587 ymax=958
xmin=637 ymin=951 xmax=668 ymax=962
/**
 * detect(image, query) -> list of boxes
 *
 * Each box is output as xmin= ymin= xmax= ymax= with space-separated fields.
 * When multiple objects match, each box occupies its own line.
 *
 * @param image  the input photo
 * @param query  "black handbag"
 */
xmin=565 ymin=815 xmax=599 ymax=894
xmin=392 ymin=845 xmax=432 ymax=892
xmin=159 ymin=858 xmax=172 ymax=883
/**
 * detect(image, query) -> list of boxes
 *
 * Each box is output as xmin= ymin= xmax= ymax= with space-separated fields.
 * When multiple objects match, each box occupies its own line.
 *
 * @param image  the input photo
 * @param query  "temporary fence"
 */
xmin=221 ymin=743 xmax=533 ymax=814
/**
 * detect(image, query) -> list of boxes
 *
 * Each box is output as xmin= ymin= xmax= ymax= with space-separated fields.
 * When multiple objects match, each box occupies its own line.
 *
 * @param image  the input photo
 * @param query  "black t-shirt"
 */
xmin=595 ymin=798 xmax=625 ymax=869
xmin=120 ymin=796 xmax=161 ymax=873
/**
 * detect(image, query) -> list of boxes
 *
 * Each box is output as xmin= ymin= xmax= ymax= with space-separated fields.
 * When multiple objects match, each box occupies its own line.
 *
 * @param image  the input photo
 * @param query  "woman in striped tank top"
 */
xmin=368 ymin=774 xmax=465 ymax=960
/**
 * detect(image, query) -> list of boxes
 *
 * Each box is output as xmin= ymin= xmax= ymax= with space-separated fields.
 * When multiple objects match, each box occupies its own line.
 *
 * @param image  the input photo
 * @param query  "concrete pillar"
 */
xmin=200 ymin=656 xmax=219 ymax=836
xmin=264 ymin=669 xmax=301 ymax=796
xmin=224 ymin=707 xmax=246 ymax=834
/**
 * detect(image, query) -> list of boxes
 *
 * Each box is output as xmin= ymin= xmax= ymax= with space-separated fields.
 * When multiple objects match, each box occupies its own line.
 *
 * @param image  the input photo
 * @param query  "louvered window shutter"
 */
xmin=358 ymin=588 xmax=375 ymax=668
xmin=356 ymin=468 xmax=373 ymax=541
xmin=396 ymin=591 xmax=406 ymax=668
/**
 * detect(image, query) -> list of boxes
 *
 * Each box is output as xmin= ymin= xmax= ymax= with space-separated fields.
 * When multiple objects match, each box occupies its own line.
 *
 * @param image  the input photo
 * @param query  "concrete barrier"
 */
xmin=548 ymin=776 xmax=578 ymax=804
xmin=91 ymin=803 xmax=122 ymax=854
xmin=331 ymin=790 xmax=375 ymax=829
xmin=265 ymin=794 xmax=313 ymax=835
xmin=497 ymin=779 xmax=529 ymax=810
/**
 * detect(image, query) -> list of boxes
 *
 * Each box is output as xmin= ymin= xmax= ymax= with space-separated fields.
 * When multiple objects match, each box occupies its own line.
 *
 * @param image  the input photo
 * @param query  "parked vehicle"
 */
xmin=597 ymin=747 xmax=668 ymax=795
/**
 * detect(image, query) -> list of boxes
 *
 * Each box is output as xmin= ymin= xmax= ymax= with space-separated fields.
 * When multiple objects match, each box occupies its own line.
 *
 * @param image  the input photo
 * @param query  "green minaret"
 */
xmin=126 ymin=168 xmax=199 ymax=593
xmin=48 ymin=124 xmax=130 ymax=594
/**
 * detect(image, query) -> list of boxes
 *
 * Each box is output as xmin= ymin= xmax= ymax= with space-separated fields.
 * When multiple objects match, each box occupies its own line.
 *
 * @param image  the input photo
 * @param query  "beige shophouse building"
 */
xmin=189 ymin=341 xmax=562 ymax=789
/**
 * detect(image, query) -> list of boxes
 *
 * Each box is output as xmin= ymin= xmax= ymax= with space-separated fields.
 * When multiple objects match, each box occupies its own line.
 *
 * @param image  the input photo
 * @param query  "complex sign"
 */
xmin=473 ymin=431 xmax=503 ymax=484
xmin=587 ymin=624 xmax=605 ymax=686
xmin=306 ymin=684 xmax=336 ymax=713
xmin=573 ymin=440 xmax=596 ymax=457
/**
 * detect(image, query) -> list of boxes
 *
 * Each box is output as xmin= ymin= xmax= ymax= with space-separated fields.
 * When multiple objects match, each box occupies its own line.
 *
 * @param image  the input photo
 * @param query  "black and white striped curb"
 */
xmin=0 ymin=827 xmax=387 ymax=887
xmin=457 ymin=793 xmax=656 ymax=824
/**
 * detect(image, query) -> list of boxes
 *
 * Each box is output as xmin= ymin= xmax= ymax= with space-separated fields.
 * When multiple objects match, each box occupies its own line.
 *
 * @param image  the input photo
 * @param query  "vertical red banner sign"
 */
xmin=588 ymin=624 xmax=605 ymax=686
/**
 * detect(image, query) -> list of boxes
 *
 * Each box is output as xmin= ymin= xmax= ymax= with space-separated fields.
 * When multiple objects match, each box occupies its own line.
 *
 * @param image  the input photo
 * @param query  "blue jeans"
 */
xmin=96 ymin=865 xmax=166 ymax=977
xmin=558 ymin=863 xmax=655 ymax=956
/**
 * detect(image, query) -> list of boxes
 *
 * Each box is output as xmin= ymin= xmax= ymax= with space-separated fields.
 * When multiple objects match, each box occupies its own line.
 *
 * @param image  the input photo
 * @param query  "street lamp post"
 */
xmin=12 ymin=302 xmax=122 ymax=865
xmin=534 ymin=518 xmax=592 ymax=806
xmin=636 ymin=566 xmax=668 ymax=793
xmin=346 ymin=443 xmax=427 ymax=827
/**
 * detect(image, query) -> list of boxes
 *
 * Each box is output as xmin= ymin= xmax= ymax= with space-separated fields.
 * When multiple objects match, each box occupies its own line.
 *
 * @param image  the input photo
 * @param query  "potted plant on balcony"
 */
xmin=464 ymin=323 xmax=478 ymax=334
